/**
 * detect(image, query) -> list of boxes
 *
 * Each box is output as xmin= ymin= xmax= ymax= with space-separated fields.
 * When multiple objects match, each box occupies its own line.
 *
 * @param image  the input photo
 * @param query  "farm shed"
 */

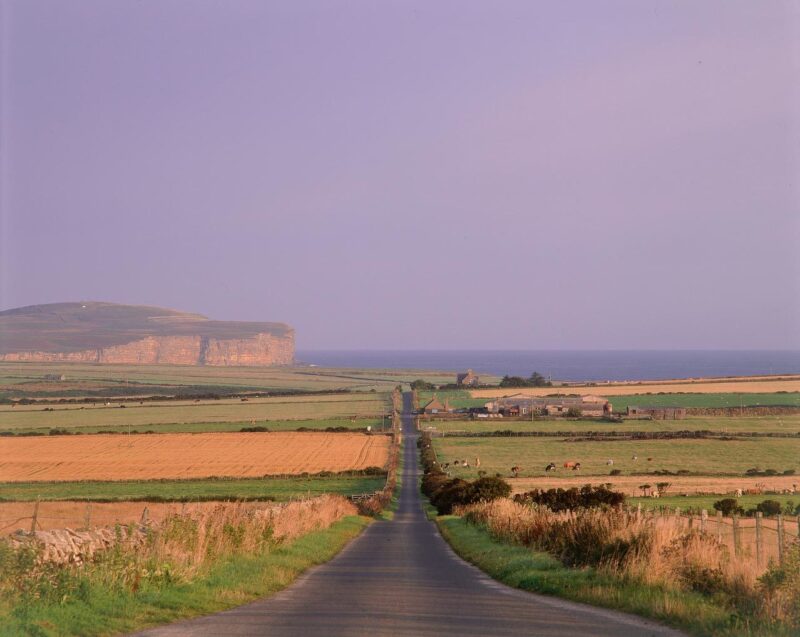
xmin=626 ymin=406 xmax=687 ymax=420
xmin=422 ymin=395 xmax=453 ymax=415
xmin=485 ymin=394 xmax=612 ymax=418
xmin=456 ymin=369 xmax=480 ymax=386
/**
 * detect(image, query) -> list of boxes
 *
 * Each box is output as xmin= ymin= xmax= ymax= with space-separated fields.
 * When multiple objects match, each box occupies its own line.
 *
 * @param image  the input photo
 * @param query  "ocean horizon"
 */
xmin=297 ymin=350 xmax=800 ymax=383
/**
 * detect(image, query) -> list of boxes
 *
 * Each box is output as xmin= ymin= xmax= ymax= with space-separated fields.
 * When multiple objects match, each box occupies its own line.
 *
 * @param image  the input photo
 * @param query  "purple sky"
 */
xmin=1 ymin=1 xmax=798 ymax=350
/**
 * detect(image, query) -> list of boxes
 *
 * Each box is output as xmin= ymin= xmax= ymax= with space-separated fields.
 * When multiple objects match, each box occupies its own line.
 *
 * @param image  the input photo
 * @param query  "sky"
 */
xmin=1 ymin=1 xmax=798 ymax=350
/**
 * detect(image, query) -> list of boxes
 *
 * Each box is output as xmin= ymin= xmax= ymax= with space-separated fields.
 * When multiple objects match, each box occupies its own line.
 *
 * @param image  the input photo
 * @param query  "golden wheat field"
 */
xmin=0 ymin=432 xmax=389 ymax=482
xmin=471 ymin=377 xmax=800 ymax=398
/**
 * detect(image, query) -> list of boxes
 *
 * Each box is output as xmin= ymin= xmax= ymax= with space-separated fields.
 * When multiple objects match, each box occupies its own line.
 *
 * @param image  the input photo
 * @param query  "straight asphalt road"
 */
xmin=134 ymin=394 xmax=685 ymax=637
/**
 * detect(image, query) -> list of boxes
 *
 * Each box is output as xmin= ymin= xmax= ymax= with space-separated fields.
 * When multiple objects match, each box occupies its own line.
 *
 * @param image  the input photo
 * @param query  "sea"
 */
xmin=296 ymin=350 xmax=800 ymax=383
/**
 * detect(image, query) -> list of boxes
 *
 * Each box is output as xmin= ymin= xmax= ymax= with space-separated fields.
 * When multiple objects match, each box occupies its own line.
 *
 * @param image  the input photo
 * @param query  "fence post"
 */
xmin=30 ymin=499 xmax=40 ymax=533
xmin=637 ymin=503 xmax=642 ymax=519
xmin=716 ymin=510 xmax=723 ymax=541
xmin=701 ymin=509 xmax=708 ymax=533
xmin=688 ymin=513 xmax=694 ymax=529
xmin=755 ymin=512 xmax=763 ymax=567
xmin=777 ymin=514 xmax=784 ymax=565
xmin=84 ymin=502 xmax=92 ymax=530
xmin=141 ymin=506 xmax=149 ymax=526
xmin=733 ymin=515 xmax=741 ymax=557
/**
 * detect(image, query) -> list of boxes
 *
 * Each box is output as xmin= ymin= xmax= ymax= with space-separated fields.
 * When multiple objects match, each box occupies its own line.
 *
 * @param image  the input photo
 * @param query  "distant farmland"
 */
xmin=0 ymin=393 xmax=391 ymax=431
xmin=0 ymin=432 xmax=390 ymax=482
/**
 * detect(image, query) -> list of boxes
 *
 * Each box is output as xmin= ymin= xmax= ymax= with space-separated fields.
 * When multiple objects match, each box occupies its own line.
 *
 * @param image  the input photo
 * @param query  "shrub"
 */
xmin=756 ymin=500 xmax=782 ymax=516
xmin=469 ymin=477 xmax=511 ymax=503
xmin=713 ymin=498 xmax=743 ymax=516
xmin=609 ymin=469 xmax=622 ymax=476
xmin=513 ymin=485 xmax=625 ymax=512
xmin=760 ymin=541 xmax=800 ymax=626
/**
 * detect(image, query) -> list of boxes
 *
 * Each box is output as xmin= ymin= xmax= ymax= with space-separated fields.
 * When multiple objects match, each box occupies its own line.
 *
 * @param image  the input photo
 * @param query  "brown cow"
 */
xmin=563 ymin=461 xmax=577 ymax=469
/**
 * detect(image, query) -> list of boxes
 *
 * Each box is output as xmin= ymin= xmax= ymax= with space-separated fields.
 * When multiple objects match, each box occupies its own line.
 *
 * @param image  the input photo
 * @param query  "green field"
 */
xmin=0 ymin=475 xmax=386 ymax=502
xmin=0 ymin=393 xmax=391 ymax=431
xmin=432 ymin=436 xmax=800 ymax=478
xmin=417 ymin=390 xmax=487 ymax=409
xmin=607 ymin=392 xmax=800 ymax=409
xmin=628 ymin=494 xmax=799 ymax=513
xmin=425 ymin=414 xmax=800 ymax=434
xmin=0 ymin=417 xmax=390 ymax=435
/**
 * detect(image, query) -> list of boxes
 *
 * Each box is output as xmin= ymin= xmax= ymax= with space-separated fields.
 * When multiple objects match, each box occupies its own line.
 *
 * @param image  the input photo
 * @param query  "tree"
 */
xmin=499 ymin=375 xmax=529 ymax=388
xmin=410 ymin=379 xmax=435 ymax=390
xmin=656 ymin=482 xmax=672 ymax=495
xmin=528 ymin=372 xmax=552 ymax=387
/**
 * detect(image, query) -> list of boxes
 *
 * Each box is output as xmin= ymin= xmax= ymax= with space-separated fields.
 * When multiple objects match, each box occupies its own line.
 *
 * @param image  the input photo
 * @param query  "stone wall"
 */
xmin=0 ymin=331 xmax=294 ymax=366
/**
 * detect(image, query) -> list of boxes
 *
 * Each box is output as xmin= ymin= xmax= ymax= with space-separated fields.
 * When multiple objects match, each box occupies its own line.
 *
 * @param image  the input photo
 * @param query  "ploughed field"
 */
xmin=0 ymin=432 xmax=390 ymax=482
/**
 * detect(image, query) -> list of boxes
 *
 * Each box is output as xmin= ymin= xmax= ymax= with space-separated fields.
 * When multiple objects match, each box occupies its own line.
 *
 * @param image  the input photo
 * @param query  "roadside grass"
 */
xmin=432 ymin=436 xmax=800 ymax=479
xmin=426 ymin=415 xmax=800 ymax=435
xmin=436 ymin=515 xmax=791 ymax=637
xmin=0 ymin=475 xmax=386 ymax=502
xmin=0 ymin=514 xmax=371 ymax=637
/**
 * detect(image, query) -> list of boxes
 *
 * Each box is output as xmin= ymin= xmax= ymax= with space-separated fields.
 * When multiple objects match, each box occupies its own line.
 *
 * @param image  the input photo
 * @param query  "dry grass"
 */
xmin=0 ymin=432 xmax=390 ymax=482
xmin=509 ymin=474 xmax=800 ymax=497
xmin=458 ymin=499 xmax=798 ymax=625
xmin=472 ymin=377 xmax=800 ymax=398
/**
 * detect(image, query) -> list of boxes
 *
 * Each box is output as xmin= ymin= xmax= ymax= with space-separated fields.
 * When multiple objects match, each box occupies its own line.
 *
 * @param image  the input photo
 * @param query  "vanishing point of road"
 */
xmin=135 ymin=394 xmax=685 ymax=637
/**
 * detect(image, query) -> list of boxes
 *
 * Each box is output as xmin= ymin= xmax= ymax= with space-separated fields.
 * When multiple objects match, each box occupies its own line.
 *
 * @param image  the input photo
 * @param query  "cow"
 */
xmin=573 ymin=462 xmax=582 ymax=471
xmin=475 ymin=457 xmax=481 ymax=468
xmin=734 ymin=488 xmax=743 ymax=498
xmin=563 ymin=461 xmax=577 ymax=469
xmin=606 ymin=459 xmax=614 ymax=466
xmin=651 ymin=492 xmax=660 ymax=498
xmin=647 ymin=457 xmax=654 ymax=462
xmin=545 ymin=463 xmax=557 ymax=472
xmin=631 ymin=455 xmax=638 ymax=461
xmin=511 ymin=465 xmax=521 ymax=478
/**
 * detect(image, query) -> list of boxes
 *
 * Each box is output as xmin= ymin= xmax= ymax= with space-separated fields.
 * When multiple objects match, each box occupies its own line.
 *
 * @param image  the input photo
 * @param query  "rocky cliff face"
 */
xmin=0 ymin=333 xmax=295 ymax=366
xmin=0 ymin=302 xmax=295 ymax=366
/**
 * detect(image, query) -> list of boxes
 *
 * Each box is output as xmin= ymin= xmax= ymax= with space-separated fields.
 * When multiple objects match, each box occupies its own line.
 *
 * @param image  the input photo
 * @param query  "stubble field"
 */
xmin=0 ymin=431 xmax=390 ymax=482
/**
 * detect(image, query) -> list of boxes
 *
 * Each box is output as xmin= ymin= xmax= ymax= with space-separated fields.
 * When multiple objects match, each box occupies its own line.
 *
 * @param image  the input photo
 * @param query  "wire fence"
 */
xmin=627 ymin=505 xmax=799 ymax=567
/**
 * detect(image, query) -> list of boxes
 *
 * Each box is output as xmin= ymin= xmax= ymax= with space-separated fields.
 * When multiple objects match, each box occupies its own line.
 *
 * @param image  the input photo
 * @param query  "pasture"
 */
xmin=0 ymin=475 xmax=385 ymax=504
xmin=0 ymin=393 xmax=391 ymax=431
xmin=431 ymin=436 xmax=800 ymax=479
xmin=425 ymin=414 xmax=800 ymax=434
xmin=0 ymin=432 xmax=390 ymax=482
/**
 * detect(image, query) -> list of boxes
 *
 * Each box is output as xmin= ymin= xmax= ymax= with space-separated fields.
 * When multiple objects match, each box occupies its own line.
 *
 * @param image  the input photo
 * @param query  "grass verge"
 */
xmin=436 ymin=515 xmax=794 ymax=637
xmin=0 ymin=514 xmax=371 ymax=637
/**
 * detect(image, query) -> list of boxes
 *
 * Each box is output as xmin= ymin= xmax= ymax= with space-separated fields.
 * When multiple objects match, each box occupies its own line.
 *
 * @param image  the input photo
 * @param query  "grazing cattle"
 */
xmin=545 ymin=463 xmax=557 ymax=472
xmin=647 ymin=457 xmax=654 ymax=462
xmin=734 ymin=488 xmax=743 ymax=498
xmin=606 ymin=459 xmax=614 ymax=466
xmin=563 ymin=461 xmax=577 ymax=469
xmin=475 ymin=457 xmax=481 ymax=468
xmin=631 ymin=455 xmax=638 ymax=461
xmin=651 ymin=492 xmax=660 ymax=498
xmin=511 ymin=465 xmax=521 ymax=478
xmin=573 ymin=462 xmax=581 ymax=471
xmin=442 ymin=463 xmax=450 ymax=470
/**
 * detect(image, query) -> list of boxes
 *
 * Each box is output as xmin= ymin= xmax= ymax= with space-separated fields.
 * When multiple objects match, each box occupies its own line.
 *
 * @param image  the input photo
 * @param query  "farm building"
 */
xmin=626 ymin=406 xmax=687 ymax=420
xmin=456 ymin=369 xmax=480 ymax=386
xmin=484 ymin=394 xmax=612 ymax=418
xmin=422 ymin=395 xmax=453 ymax=415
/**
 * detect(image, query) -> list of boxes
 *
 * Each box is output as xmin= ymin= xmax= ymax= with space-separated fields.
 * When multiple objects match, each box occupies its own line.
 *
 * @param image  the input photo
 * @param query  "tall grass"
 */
xmin=0 ymin=495 xmax=356 ymax=628
xmin=458 ymin=498 xmax=800 ymax=629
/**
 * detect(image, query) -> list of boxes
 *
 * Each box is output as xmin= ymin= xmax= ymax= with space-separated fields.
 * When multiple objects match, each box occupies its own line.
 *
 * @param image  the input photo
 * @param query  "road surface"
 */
xmin=134 ymin=394 xmax=684 ymax=636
